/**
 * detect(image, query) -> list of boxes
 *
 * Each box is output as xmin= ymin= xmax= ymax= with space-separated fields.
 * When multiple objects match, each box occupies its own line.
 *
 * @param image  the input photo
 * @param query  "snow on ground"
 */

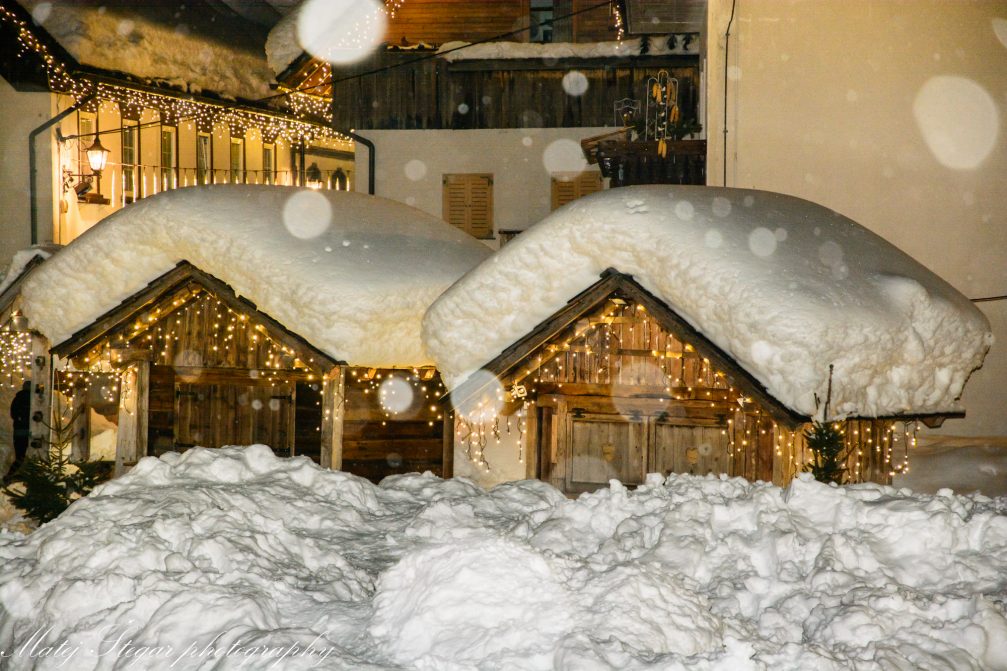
xmin=20 ymin=185 xmax=491 ymax=368
xmin=424 ymin=186 xmax=992 ymax=419
xmin=0 ymin=446 xmax=1005 ymax=670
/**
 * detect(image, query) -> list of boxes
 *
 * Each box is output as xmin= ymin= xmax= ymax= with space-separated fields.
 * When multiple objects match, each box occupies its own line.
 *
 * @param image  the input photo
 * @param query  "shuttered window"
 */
xmin=551 ymin=171 xmax=603 ymax=210
xmin=442 ymin=173 xmax=493 ymax=239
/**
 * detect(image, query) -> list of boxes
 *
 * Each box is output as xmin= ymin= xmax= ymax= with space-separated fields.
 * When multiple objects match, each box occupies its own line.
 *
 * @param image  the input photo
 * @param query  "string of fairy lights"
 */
xmin=454 ymin=297 xmax=919 ymax=480
xmin=0 ymin=1 xmax=344 ymax=145
xmin=0 ymin=325 xmax=33 ymax=389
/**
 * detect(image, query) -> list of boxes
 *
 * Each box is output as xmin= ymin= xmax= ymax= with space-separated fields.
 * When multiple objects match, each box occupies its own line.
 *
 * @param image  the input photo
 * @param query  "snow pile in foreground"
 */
xmin=20 ymin=186 xmax=491 ymax=367
xmin=1 ymin=447 xmax=1005 ymax=670
xmin=425 ymin=186 xmax=992 ymax=418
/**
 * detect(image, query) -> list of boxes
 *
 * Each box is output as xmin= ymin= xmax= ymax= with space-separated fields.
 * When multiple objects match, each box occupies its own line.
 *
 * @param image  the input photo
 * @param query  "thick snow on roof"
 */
xmin=0 ymin=446 xmax=1004 ymax=669
xmin=424 ymin=186 xmax=992 ymax=419
xmin=21 ymin=185 xmax=491 ymax=367
xmin=264 ymin=8 xmax=302 ymax=76
xmin=21 ymin=0 xmax=277 ymax=100
xmin=437 ymin=36 xmax=694 ymax=62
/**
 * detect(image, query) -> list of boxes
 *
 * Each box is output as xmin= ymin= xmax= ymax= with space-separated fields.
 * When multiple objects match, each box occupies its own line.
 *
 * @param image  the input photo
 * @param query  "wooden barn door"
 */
xmin=651 ymin=421 xmax=730 ymax=478
xmin=174 ymin=382 xmax=295 ymax=456
xmin=565 ymin=412 xmax=647 ymax=493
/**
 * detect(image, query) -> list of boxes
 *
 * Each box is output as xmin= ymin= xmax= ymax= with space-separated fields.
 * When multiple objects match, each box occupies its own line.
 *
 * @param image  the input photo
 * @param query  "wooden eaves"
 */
xmin=446 ymin=268 xmax=811 ymax=430
xmin=51 ymin=260 xmax=344 ymax=372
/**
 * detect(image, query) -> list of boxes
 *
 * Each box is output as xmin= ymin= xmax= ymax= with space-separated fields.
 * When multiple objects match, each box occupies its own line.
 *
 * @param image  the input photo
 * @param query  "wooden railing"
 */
xmin=79 ymin=164 xmax=350 ymax=209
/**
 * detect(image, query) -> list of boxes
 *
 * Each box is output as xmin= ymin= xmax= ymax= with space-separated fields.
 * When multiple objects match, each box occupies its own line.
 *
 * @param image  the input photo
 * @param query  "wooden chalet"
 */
xmin=448 ymin=270 xmax=934 ymax=494
xmin=46 ymin=261 xmax=446 ymax=480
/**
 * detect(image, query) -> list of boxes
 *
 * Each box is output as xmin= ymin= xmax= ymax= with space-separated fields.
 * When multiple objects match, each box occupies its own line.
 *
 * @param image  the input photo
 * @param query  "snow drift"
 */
xmin=424 ymin=185 xmax=992 ymax=418
xmin=0 ymin=446 xmax=1004 ymax=669
xmin=19 ymin=185 xmax=492 ymax=368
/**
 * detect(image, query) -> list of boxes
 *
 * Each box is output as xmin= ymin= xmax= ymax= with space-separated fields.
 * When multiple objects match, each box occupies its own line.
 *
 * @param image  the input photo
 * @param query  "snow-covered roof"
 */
xmin=21 ymin=185 xmax=492 ymax=367
xmin=436 ymin=36 xmax=695 ymax=62
xmin=423 ymin=186 xmax=992 ymax=419
xmin=20 ymin=0 xmax=278 ymax=100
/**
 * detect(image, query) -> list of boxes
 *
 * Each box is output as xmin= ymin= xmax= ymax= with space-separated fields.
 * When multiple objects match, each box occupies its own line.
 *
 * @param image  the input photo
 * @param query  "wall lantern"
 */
xmin=305 ymin=162 xmax=323 ymax=189
xmin=85 ymin=135 xmax=110 ymax=175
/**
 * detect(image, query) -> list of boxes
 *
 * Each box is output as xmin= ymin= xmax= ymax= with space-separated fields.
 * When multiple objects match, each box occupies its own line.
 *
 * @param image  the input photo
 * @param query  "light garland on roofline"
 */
xmin=0 ymin=1 xmax=346 ymax=145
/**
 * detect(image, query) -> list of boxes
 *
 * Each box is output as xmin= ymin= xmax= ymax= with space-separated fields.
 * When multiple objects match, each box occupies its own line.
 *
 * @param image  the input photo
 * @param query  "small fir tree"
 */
xmin=4 ymin=403 xmax=106 ymax=524
xmin=804 ymin=365 xmax=848 ymax=485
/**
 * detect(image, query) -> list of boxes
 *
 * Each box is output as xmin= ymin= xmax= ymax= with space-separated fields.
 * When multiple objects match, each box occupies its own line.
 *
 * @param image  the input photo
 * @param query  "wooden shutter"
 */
xmin=443 ymin=174 xmax=493 ymax=239
xmin=551 ymin=171 xmax=603 ymax=210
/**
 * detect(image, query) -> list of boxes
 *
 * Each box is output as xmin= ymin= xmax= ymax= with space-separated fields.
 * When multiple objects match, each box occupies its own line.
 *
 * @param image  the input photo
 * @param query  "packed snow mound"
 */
xmin=424 ymin=186 xmax=992 ymax=418
xmin=20 ymin=186 xmax=491 ymax=367
xmin=0 ymin=447 xmax=1005 ymax=669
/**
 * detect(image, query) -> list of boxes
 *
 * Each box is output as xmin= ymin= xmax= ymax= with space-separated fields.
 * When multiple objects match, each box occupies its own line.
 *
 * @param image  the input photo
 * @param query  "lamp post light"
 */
xmin=85 ymin=135 xmax=110 ymax=198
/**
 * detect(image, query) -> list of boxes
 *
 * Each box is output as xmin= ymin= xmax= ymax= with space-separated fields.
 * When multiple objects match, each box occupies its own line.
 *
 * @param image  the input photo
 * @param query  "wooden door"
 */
xmin=651 ymin=421 xmax=730 ymax=478
xmin=174 ymin=382 xmax=295 ymax=456
xmin=565 ymin=412 xmax=647 ymax=493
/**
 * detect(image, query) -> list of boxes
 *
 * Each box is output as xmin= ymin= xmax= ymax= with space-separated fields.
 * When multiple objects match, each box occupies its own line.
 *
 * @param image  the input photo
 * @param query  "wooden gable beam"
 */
xmin=609 ymin=272 xmax=809 ymax=430
xmin=52 ymin=261 xmax=344 ymax=372
xmin=446 ymin=269 xmax=810 ymax=430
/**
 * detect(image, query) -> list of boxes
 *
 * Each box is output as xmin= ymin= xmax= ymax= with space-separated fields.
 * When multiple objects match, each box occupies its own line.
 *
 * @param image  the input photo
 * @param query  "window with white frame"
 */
xmin=229 ymin=137 xmax=244 ymax=184
xmin=196 ymin=133 xmax=212 ymax=185
xmin=262 ymin=144 xmax=274 ymax=185
xmin=159 ymin=127 xmax=176 ymax=191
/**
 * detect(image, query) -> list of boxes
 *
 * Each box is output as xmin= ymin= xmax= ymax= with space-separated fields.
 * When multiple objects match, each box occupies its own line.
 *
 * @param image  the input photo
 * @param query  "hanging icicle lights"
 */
xmin=350 ymin=366 xmax=444 ymax=427
xmin=0 ymin=2 xmax=345 ymax=145
xmin=0 ymin=325 xmax=33 ymax=388
xmin=455 ymin=296 xmax=910 ymax=482
xmin=75 ymin=290 xmax=320 ymax=385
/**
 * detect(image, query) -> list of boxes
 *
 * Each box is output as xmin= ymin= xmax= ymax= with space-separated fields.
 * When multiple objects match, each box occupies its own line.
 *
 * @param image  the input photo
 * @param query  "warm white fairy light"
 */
xmin=0 ymin=2 xmax=346 ymax=145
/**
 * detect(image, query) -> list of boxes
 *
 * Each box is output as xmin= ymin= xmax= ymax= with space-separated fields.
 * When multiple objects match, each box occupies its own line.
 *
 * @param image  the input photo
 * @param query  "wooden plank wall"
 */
xmin=331 ymin=57 xmax=698 ymax=130
xmin=340 ymin=368 xmax=445 ymax=482
xmin=386 ymin=0 xmax=530 ymax=45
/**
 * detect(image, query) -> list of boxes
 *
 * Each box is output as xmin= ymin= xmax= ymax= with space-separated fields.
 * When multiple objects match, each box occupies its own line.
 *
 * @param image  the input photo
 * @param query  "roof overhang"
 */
xmin=51 ymin=260 xmax=344 ymax=372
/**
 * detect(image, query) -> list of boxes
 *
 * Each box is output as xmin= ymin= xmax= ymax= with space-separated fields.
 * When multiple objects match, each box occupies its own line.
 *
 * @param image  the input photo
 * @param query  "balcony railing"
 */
xmin=77 ymin=164 xmax=350 ymax=209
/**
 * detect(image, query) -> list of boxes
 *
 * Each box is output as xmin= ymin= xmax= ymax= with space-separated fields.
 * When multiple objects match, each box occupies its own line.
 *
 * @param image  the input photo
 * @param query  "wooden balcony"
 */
xmin=582 ymin=129 xmax=706 ymax=186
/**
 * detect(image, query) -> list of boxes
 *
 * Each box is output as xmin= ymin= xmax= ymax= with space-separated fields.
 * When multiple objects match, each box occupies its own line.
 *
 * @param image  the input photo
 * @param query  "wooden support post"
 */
xmin=114 ymin=352 xmax=150 ymax=476
xmin=27 ymin=335 xmax=50 ymax=459
xmin=523 ymin=404 xmax=538 ymax=480
xmin=69 ymin=383 xmax=89 ymax=462
xmin=441 ymin=411 xmax=455 ymax=479
xmin=756 ymin=415 xmax=775 ymax=483
xmin=320 ymin=366 xmax=345 ymax=470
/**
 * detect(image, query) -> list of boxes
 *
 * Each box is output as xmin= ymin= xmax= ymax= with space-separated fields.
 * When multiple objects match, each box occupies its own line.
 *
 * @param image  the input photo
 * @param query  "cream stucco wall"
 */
xmin=355 ymin=128 xmax=611 ymax=241
xmin=0 ymin=79 xmax=54 ymax=269
xmin=707 ymin=0 xmax=1007 ymax=436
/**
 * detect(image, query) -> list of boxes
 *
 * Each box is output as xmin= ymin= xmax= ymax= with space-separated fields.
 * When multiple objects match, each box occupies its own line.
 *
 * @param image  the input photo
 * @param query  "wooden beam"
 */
xmin=53 ymin=261 xmax=343 ymax=372
xmin=115 ymin=358 xmax=149 ymax=476
xmin=610 ymin=273 xmax=809 ymax=430
xmin=27 ymin=334 xmax=50 ymax=459
xmin=320 ymin=366 xmax=346 ymax=470
xmin=447 ymin=270 xmax=808 ymax=430
xmin=441 ymin=411 xmax=455 ymax=478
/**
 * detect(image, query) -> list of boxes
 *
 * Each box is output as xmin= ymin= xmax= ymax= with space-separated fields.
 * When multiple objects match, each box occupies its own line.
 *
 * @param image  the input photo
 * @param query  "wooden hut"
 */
xmin=15 ymin=185 xmax=491 ymax=480
xmin=426 ymin=186 xmax=991 ymax=494
xmin=446 ymin=269 xmax=929 ymax=494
